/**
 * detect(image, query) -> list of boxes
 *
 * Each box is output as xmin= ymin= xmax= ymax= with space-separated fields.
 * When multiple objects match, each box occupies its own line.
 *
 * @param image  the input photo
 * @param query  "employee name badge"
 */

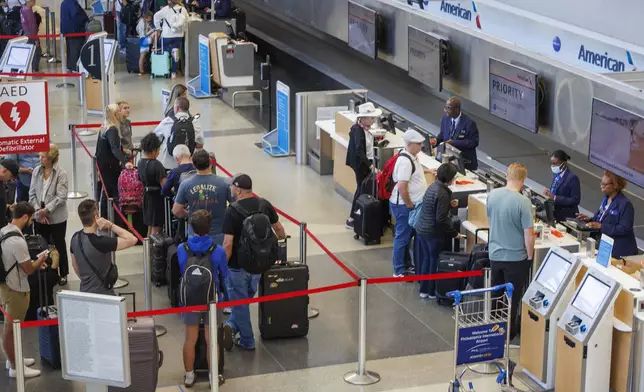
xmin=596 ymin=234 xmax=614 ymax=268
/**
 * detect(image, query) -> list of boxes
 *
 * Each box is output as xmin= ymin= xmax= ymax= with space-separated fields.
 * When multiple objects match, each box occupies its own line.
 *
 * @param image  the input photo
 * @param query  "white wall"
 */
xmin=491 ymin=0 xmax=644 ymax=47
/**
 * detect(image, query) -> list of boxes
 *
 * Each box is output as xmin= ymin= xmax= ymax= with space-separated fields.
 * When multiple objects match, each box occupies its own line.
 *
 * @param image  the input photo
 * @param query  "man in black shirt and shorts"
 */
xmin=222 ymin=174 xmax=286 ymax=350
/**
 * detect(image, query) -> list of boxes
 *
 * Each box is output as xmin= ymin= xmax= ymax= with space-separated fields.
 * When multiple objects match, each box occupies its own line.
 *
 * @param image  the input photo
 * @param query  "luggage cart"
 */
xmin=447 ymin=283 xmax=514 ymax=392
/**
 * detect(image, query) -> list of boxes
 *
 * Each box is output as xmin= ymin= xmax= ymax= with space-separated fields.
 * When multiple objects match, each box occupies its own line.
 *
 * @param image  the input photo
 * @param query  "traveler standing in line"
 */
xmin=0 ymin=159 xmax=20 ymax=229
xmin=179 ymin=210 xmax=231 ymax=388
xmin=344 ymin=102 xmax=380 ymax=229
xmin=154 ymin=0 xmax=188 ymax=79
xmin=0 ymin=202 xmax=46 ymax=379
xmin=118 ymin=100 xmax=135 ymax=155
xmin=136 ymin=11 xmax=155 ymax=75
xmin=222 ymin=174 xmax=286 ymax=350
xmin=153 ymin=96 xmax=204 ymax=170
xmin=486 ymin=163 xmax=535 ymax=339
xmin=60 ymin=0 xmax=88 ymax=72
xmin=20 ymin=0 xmax=40 ymax=72
xmin=416 ymin=163 xmax=460 ymax=299
xmin=95 ymin=104 xmax=133 ymax=219
xmin=115 ymin=0 xmax=128 ymax=52
xmin=543 ymin=150 xmax=581 ymax=222
xmin=164 ymin=84 xmax=188 ymax=117
xmin=138 ymin=133 xmax=167 ymax=236
xmin=436 ymin=97 xmax=479 ymax=171
xmin=173 ymin=150 xmax=232 ymax=244
xmin=389 ymin=130 xmax=429 ymax=277
xmin=162 ymin=144 xmax=194 ymax=198
xmin=576 ymin=171 xmax=638 ymax=259
xmin=71 ymin=200 xmax=138 ymax=296
xmin=6 ymin=153 xmax=39 ymax=202
xmin=29 ymin=145 xmax=70 ymax=286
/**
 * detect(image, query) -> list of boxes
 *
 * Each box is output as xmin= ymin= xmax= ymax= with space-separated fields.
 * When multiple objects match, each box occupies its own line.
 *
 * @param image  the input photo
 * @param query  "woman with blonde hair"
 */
xmin=95 ymin=104 xmax=133 ymax=219
xmin=164 ymin=84 xmax=187 ymax=117
xmin=29 ymin=144 xmax=71 ymax=285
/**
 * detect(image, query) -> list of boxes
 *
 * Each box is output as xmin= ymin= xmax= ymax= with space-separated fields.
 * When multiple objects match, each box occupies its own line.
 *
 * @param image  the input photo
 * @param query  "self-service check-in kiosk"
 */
xmin=554 ymin=268 xmax=621 ymax=392
xmin=520 ymin=247 xmax=581 ymax=389
xmin=79 ymin=33 xmax=116 ymax=115
xmin=0 ymin=38 xmax=35 ymax=81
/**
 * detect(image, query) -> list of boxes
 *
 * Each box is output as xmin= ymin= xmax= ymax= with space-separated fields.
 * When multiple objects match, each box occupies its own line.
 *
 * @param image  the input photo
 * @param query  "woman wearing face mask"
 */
xmin=576 ymin=171 xmax=638 ymax=258
xmin=543 ymin=150 xmax=581 ymax=222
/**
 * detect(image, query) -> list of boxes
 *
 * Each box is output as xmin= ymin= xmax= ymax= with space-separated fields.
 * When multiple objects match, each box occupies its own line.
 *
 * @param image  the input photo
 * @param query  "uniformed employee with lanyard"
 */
xmin=436 ymin=97 xmax=480 ymax=171
xmin=543 ymin=150 xmax=581 ymax=222
xmin=576 ymin=171 xmax=638 ymax=258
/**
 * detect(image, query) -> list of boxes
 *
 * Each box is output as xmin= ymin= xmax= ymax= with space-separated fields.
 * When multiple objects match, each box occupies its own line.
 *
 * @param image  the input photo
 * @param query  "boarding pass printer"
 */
xmin=520 ymin=247 xmax=581 ymax=389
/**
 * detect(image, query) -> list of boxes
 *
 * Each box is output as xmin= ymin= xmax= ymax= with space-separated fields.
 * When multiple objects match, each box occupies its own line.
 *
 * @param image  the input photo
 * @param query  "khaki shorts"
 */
xmin=0 ymin=284 xmax=30 ymax=322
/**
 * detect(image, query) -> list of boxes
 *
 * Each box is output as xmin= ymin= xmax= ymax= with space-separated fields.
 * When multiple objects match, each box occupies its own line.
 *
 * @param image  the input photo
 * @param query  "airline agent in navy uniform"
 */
xmin=543 ymin=150 xmax=581 ymax=221
xmin=345 ymin=103 xmax=380 ymax=229
xmin=576 ymin=171 xmax=638 ymax=258
xmin=436 ymin=97 xmax=480 ymax=171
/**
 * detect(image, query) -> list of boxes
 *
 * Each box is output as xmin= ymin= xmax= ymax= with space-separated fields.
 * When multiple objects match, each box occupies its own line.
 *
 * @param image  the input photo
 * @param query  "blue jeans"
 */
xmin=118 ymin=21 xmax=127 ymax=49
xmin=418 ymin=235 xmax=444 ymax=296
xmin=226 ymin=268 xmax=260 ymax=349
xmin=162 ymin=37 xmax=183 ymax=73
xmin=390 ymin=202 xmax=413 ymax=275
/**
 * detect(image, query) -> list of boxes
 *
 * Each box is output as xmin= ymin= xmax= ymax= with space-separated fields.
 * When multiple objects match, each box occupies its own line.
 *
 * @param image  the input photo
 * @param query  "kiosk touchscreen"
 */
xmin=554 ymin=268 xmax=620 ymax=392
xmin=0 ymin=43 xmax=35 ymax=80
xmin=519 ymin=247 xmax=580 ymax=389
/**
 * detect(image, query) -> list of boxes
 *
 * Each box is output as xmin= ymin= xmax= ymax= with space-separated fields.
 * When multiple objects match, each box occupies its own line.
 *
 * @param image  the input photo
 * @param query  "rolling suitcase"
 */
xmin=150 ymin=232 xmax=172 ymax=286
xmin=467 ymin=228 xmax=490 ymax=290
xmin=259 ymin=262 xmax=309 ymax=340
xmin=37 ymin=269 xmax=61 ymax=368
xmin=108 ymin=317 xmax=163 ymax=392
xmin=353 ymin=162 xmax=383 ymax=245
xmin=166 ymin=244 xmax=180 ymax=307
xmin=194 ymin=323 xmax=224 ymax=374
xmin=434 ymin=251 xmax=470 ymax=306
xmin=126 ymin=36 xmax=141 ymax=73
xmin=150 ymin=39 xmax=170 ymax=78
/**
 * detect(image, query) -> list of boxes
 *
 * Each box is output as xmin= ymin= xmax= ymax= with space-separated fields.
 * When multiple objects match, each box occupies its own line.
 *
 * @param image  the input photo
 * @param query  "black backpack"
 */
xmin=0 ymin=231 xmax=24 ymax=283
xmin=232 ymin=200 xmax=278 ymax=275
xmin=1 ymin=7 xmax=21 ymax=35
xmin=167 ymin=114 xmax=196 ymax=155
xmin=179 ymin=243 xmax=216 ymax=306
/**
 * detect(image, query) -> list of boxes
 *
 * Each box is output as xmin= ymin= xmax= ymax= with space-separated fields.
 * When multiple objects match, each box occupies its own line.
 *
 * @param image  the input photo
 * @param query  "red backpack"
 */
xmin=118 ymin=168 xmax=144 ymax=208
xmin=376 ymin=152 xmax=416 ymax=200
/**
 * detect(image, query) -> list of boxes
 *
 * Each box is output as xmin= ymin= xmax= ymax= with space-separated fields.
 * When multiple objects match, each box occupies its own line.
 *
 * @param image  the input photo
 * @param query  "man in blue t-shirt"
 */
xmin=161 ymin=144 xmax=194 ymax=198
xmin=173 ymin=149 xmax=233 ymax=245
xmin=178 ymin=210 xmax=231 ymax=387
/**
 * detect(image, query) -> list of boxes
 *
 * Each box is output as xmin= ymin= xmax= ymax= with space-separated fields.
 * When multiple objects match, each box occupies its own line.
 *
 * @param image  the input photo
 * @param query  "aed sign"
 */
xmin=0 ymin=81 xmax=50 ymax=153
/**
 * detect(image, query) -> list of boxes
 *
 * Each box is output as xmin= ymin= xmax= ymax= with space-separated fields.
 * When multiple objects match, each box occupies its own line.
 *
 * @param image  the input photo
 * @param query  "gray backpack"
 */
xmin=179 ymin=244 xmax=216 ymax=306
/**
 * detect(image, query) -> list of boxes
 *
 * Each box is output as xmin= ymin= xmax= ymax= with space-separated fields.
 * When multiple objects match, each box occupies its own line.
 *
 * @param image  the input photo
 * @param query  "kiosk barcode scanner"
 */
xmin=519 ymin=247 xmax=581 ymax=389
xmin=554 ymin=268 xmax=620 ymax=392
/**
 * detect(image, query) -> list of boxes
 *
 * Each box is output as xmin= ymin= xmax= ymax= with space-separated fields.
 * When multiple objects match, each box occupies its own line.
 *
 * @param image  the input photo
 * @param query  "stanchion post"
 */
xmin=483 ymin=267 xmax=491 ymax=323
xmin=107 ymin=198 xmax=129 ymax=289
xmin=44 ymin=7 xmax=50 ymax=56
xmin=13 ymin=320 xmax=26 ymax=392
xmin=300 ymin=222 xmax=319 ymax=319
xmin=343 ymin=279 xmax=380 ymax=386
xmin=143 ymin=238 xmax=152 ymax=311
xmin=48 ymin=12 xmax=59 ymax=63
xmin=209 ymin=302 xmax=219 ymax=392
xmin=57 ymin=32 xmax=75 ymax=88
xmin=67 ymin=125 xmax=88 ymax=199
xmin=91 ymin=157 xmax=97 ymax=203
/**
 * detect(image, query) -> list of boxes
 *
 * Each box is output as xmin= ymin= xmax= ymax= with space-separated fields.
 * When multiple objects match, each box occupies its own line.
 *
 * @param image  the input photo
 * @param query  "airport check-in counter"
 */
xmin=315 ymin=110 xmax=486 ymax=202
xmin=519 ymin=247 xmax=582 ymax=389
xmin=463 ymin=193 xmax=581 ymax=270
xmin=554 ymin=267 xmax=621 ymax=392
xmin=184 ymin=18 xmax=238 ymax=78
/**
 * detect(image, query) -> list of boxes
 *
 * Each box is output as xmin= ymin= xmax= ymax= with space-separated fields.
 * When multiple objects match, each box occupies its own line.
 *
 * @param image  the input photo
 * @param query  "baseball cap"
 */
xmin=403 ymin=129 xmax=426 ymax=144
xmin=231 ymin=174 xmax=252 ymax=190
xmin=1 ymin=159 xmax=19 ymax=179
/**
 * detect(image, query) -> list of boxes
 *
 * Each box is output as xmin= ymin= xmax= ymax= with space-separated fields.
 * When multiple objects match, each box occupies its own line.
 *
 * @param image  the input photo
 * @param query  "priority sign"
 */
xmin=0 ymin=81 xmax=50 ymax=153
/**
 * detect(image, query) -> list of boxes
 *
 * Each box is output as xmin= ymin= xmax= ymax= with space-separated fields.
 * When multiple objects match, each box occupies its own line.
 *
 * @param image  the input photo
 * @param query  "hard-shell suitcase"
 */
xmin=150 ymin=232 xmax=172 ymax=286
xmin=259 ymin=262 xmax=309 ymax=340
xmin=37 ymin=269 xmax=61 ymax=368
xmin=353 ymin=193 xmax=383 ymax=245
xmin=126 ymin=37 xmax=141 ymax=73
xmin=435 ymin=251 xmax=470 ymax=305
xmin=467 ymin=228 xmax=490 ymax=290
xmin=108 ymin=317 xmax=163 ymax=392
xmin=150 ymin=39 xmax=170 ymax=78
xmin=194 ymin=323 xmax=224 ymax=375
xmin=166 ymin=244 xmax=180 ymax=307
xmin=26 ymin=266 xmax=57 ymax=321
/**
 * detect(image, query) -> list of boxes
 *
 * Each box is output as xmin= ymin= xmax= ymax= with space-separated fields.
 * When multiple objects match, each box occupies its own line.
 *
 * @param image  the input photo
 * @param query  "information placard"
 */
xmin=59 ymin=291 xmax=130 ymax=388
xmin=596 ymin=234 xmax=614 ymax=268
xmin=276 ymin=81 xmax=290 ymax=153
xmin=348 ymin=1 xmax=377 ymax=58
xmin=489 ymin=58 xmax=538 ymax=132
xmin=408 ymin=26 xmax=443 ymax=91
xmin=0 ymin=81 xmax=50 ymax=153
xmin=456 ymin=322 xmax=507 ymax=365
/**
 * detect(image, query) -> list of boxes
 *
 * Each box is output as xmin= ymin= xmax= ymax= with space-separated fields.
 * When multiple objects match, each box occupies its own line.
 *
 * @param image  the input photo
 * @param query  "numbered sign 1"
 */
xmin=80 ymin=39 xmax=102 ymax=81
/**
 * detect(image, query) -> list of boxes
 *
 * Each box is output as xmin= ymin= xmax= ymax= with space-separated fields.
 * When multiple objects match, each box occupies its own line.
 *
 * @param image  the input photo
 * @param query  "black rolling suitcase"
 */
xmin=467 ymin=228 xmax=490 ymax=290
xmin=259 ymin=262 xmax=309 ymax=340
xmin=435 ymin=252 xmax=470 ymax=306
xmin=36 ymin=269 xmax=61 ymax=368
xmin=194 ymin=323 xmax=224 ymax=375
xmin=150 ymin=232 xmax=173 ymax=286
xmin=166 ymin=244 xmax=180 ymax=307
xmin=126 ymin=36 xmax=141 ymax=73
xmin=353 ymin=163 xmax=383 ymax=245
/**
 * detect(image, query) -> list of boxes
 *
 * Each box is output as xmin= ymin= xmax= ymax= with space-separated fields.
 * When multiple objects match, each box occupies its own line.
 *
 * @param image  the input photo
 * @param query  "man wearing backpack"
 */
xmin=153 ymin=96 xmax=203 ymax=169
xmin=222 ymin=174 xmax=286 ymax=350
xmin=178 ymin=210 xmax=230 ymax=387
xmin=0 ymin=202 xmax=47 ymax=379
xmin=153 ymin=0 xmax=188 ymax=79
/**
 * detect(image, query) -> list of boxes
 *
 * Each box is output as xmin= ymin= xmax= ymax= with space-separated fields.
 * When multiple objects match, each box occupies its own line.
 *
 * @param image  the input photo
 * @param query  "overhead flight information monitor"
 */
xmin=348 ymin=1 xmax=378 ymax=58
xmin=407 ymin=26 xmax=443 ymax=91
xmin=489 ymin=57 xmax=538 ymax=132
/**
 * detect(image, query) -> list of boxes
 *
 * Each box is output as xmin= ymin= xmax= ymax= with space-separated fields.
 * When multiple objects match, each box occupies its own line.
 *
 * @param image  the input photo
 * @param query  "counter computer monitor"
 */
xmin=571 ymin=274 xmax=611 ymax=318
xmin=535 ymin=251 xmax=572 ymax=293
xmin=6 ymin=46 xmax=30 ymax=67
xmin=384 ymin=113 xmax=395 ymax=134
xmin=443 ymin=144 xmax=466 ymax=175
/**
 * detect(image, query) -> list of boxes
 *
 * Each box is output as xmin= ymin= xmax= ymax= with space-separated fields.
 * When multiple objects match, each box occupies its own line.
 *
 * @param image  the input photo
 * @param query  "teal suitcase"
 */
xmin=150 ymin=50 xmax=170 ymax=79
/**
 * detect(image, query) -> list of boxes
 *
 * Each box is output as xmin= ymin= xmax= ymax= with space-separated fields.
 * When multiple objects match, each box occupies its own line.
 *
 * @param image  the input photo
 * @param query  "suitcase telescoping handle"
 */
xmin=371 ymin=153 xmax=379 ymax=198
xmin=474 ymin=228 xmax=489 ymax=245
xmin=118 ymin=291 xmax=136 ymax=314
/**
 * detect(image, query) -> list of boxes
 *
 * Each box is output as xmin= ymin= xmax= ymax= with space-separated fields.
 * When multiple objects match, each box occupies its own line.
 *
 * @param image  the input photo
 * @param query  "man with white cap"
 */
xmin=345 ymin=102 xmax=381 ymax=229
xmin=389 ymin=129 xmax=431 ymax=277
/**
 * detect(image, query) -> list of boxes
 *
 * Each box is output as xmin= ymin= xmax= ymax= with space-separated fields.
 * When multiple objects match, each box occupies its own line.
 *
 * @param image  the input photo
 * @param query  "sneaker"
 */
xmin=184 ymin=371 xmax=196 ymax=387
xmin=9 ymin=366 xmax=41 ymax=378
xmin=222 ymin=324 xmax=234 ymax=351
xmin=405 ymin=266 xmax=415 ymax=275
xmin=233 ymin=336 xmax=256 ymax=351
xmin=344 ymin=219 xmax=354 ymax=230
xmin=171 ymin=72 xmax=177 ymax=79
xmin=222 ymin=307 xmax=232 ymax=315
xmin=392 ymin=274 xmax=404 ymax=278
xmin=6 ymin=358 xmax=35 ymax=369
xmin=58 ymin=276 xmax=67 ymax=286
xmin=427 ymin=294 xmax=437 ymax=299
xmin=419 ymin=293 xmax=429 ymax=299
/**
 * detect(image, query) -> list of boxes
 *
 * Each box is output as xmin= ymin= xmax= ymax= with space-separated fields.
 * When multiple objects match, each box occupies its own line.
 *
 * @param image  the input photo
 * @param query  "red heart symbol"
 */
xmin=0 ymin=101 xmax=31 ymax=132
